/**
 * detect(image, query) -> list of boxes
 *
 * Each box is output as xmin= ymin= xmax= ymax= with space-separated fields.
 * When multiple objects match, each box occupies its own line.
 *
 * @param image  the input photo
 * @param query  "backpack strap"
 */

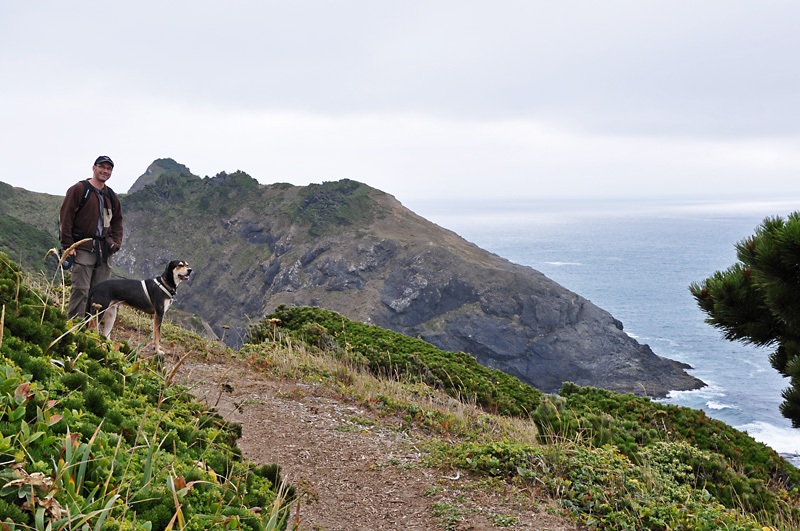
xmin=75 ymin=180 xmax=92 ymax=214
xmin=75 ymin=180 xmax=118 ymax=216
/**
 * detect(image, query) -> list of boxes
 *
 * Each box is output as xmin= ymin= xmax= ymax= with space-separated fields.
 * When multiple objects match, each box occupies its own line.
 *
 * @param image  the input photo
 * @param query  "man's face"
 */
xmin=93 ymin=162 xmax=113 ymax=182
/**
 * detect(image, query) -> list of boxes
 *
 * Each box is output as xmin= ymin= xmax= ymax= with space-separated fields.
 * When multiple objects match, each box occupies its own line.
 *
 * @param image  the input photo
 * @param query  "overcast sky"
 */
xmin=2 ymin=1 xmax=800 ymax=205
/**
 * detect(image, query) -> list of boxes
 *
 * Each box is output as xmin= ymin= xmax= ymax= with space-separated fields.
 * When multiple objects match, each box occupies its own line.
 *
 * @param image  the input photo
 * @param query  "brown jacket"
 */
xmin=59 ymin=180 xmax=123 ymax=256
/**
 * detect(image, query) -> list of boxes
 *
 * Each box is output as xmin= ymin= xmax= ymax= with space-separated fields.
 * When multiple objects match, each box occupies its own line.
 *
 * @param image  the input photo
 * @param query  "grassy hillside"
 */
xmin=2 ymin=250 xmax=800 ymax=530
xmin=250 ymin=305 xmax=544 ymax=417
xmin=0 ymin=253 xmax=295 ymax=530
xmin=0 ymin=214 xmax=58 ymax=272
xmin=0 ymin=182 xmax=63 ymax=233
xmin=247 ymin=306 xmax=800 ymax=530
xmin=0 ymin=183 xmax=62 ymax=272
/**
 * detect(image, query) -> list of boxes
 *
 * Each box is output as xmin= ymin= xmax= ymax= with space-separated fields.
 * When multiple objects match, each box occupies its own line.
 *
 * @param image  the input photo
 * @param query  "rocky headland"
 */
xmin=114 ymin=162 xmax=704 ymax=398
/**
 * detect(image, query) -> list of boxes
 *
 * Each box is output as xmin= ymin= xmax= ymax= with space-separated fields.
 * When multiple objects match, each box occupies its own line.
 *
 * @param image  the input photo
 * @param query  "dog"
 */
xmin=86 ymin=260 xmax=193 ymax=354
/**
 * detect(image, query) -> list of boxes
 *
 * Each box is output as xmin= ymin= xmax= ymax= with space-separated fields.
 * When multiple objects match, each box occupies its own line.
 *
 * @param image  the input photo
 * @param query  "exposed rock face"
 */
xmin=258 ymin=228 xmax=703 ymax=398
xmin=115 ymin=171 xmax=704 ymax=398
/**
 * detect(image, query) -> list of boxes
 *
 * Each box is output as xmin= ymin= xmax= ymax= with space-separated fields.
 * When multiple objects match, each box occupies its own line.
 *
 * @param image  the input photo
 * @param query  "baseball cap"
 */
xmin=94 ymin=156 xmax=114 ymax=167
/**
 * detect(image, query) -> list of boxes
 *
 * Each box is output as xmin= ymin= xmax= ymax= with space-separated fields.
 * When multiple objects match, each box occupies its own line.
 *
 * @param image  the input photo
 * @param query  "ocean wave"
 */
xmin=544 ymin=261 xmax=582 ymax=266
xmin=735 ymin=421 xmax=800 ymax=460
xmin=662 ymin=387 xmax=739 ymax=413
xmin=664 ymin=384 xmax=726 ymax=402
xmin=706 ymin=401 xmax=735 ymax=411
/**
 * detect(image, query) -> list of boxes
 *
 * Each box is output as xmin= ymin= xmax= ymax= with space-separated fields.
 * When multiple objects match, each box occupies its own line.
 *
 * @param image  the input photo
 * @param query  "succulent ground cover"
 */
xmin=0 ymin=253 xmax=294 ymax=530
xmin=2 ymin=251 xmax=799 ymax=530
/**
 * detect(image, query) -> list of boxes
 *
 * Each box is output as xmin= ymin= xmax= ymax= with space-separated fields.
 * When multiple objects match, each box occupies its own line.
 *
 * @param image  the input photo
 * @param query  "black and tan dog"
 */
xmin=86 ymin=260 xmax=193 ymax=354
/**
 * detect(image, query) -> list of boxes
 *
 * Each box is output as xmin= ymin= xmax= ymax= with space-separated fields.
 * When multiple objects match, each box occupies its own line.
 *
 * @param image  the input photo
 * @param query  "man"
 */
xmin=60 ymin=155 xmax=124 ymax=320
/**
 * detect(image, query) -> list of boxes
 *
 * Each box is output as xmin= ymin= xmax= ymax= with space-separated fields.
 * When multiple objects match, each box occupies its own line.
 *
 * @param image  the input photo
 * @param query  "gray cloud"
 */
xmin=2 ymin=1 xmax=800 ymax=200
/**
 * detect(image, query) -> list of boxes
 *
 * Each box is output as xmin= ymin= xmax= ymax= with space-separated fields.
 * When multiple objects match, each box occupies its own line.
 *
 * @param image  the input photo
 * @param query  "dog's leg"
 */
xmin=154 ymin=313 xmax=164 ymax=355
xmin=102 ymin=304 xmax=118 ymax=338
xmin=88 ymin=302 xmax=104 ymax=335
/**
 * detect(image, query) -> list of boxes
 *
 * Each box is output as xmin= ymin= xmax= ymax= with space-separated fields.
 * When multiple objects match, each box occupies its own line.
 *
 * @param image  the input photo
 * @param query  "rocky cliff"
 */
xmin=115 ymin=164 xmax=704 ymax=398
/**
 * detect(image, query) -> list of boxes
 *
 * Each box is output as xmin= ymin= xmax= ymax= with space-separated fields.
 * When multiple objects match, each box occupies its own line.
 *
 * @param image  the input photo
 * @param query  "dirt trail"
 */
xmin=103 ymin=317 xmax=584 ymax=530
xmin=174 ymin=355 xmax=582 ymax=531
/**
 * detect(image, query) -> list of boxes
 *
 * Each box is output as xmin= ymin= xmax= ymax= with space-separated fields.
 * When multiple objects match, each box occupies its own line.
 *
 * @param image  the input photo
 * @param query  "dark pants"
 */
xmin=67 ymin=249 xmax=111 ymax=320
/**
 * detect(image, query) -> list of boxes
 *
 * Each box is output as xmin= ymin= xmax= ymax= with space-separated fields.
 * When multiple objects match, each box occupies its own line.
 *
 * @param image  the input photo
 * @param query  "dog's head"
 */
xmin=164 ymin=260 xmax=193 ymax=288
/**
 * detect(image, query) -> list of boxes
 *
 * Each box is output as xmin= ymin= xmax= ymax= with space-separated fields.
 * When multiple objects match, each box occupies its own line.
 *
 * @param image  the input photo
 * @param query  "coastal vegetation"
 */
xmin=246 ymin=307 xmax=800 ymax=529
xmin=0 ymin=253 xmax=296 ymax=530
xmin=249 ymin=305 xmax=544 ymax=417
xmin=2 ymin=245 xmax=800 ymax=528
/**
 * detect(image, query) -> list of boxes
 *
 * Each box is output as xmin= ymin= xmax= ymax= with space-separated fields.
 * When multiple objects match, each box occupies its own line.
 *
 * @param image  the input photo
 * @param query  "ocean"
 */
xmin=407 ymin=197 xmax=800 ymax=465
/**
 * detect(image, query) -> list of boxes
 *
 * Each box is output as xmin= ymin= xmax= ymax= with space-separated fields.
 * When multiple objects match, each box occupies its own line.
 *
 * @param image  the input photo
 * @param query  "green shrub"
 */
xmin=83 ymin=386 xmax=108 ymax=417
xmin=0 ymin=498 xmax=31 ymax=525
xmin=558 ymin=383 xmax=800 ymax=490
xmin=61 ymin=371 xmax=88 ymax=391
xmin=251 ymin=305 xmax=543 ymax=416
xmin=437 ymin=440 xmax=779 ymax=530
